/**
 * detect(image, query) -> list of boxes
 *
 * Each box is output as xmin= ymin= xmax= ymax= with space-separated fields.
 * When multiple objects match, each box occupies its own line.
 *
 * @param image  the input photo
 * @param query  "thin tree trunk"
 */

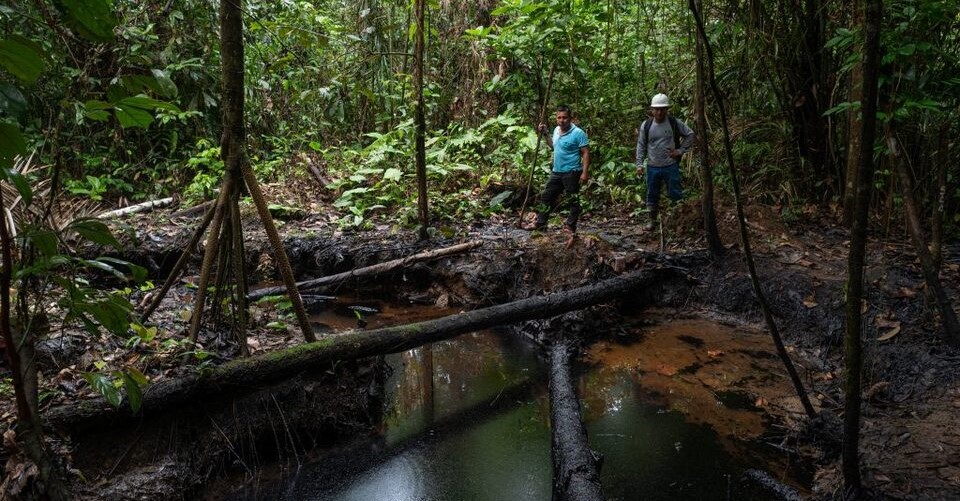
xmin=414 ymin=0 xmax=429 ymax=240
xmin=518 ymin=62 xmax=555 ymax=227
xmin=888 ymin=125 xmax=960 ymax=347
xmin=689 ymin=0 xmax=817 ymax=419
xmin=188 ymin=180 xmax=230 ymax=343
xmin=693 ymin=0 xmax=723 ymax=258
xmin=842 ymin=0 xmax=882 ymax=495
xmin=140 ymin=201 xmax=217 ymax=323
xmin=842 ymin=0 xmax=864 ymax=227
xmin=221 ymin=0 xmax=315 ymax=343
xmin=48 ymin=268 xmax=679 ymax=431
xmin=930 ymin=130 xmax=948 ymax=269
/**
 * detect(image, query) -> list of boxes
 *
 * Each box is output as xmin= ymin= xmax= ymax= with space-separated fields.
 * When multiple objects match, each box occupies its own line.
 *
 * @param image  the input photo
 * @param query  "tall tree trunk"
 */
xmin=887 ymin=124 xmax=960 ymax=347
xmin=842 ymin=1 xmax=864 ymax=226
xmin=414 ymin=0 xmax=429 ymax=240
xmin=689 ymin=0 xmax=817 ymax=420
xmin=842 ymin=0 xmax=882 ymax=495
xmin=693 ymin=0 xmax=723 ymax=258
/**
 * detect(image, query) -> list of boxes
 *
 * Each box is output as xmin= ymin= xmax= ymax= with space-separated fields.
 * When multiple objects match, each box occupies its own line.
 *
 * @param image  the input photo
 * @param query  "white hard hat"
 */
xmin=650 ymin=93 xmax=670 ymax=108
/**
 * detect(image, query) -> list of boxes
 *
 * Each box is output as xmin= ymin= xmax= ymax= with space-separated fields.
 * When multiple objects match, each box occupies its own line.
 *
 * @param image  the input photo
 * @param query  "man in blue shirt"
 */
xmin=522 ymin=104 xmax=590 ymax=233
xmin=636 ymin=93 xmax=695 ymax=231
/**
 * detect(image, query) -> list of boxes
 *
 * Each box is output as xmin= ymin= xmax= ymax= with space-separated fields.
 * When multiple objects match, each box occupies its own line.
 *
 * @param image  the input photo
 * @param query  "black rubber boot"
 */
xmin=644 ymin=204 xmax=658 ymax=232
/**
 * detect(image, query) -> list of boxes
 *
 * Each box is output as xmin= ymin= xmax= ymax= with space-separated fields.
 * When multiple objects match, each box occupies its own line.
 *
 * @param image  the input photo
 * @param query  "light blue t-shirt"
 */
xmin=551 ymin=125 xmax=589 ymax=173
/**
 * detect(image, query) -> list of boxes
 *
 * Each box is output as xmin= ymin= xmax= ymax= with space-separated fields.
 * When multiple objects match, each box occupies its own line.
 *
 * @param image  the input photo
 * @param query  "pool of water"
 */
xmin=215 ymin=306 xmax=808 ymax=500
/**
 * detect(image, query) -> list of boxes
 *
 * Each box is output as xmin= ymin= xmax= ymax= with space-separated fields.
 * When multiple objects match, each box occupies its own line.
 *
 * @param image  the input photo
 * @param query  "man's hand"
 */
xmin=537 ymin=123 xmax=548 ymax=135
xmin=580 ymin=171 xmax=589 ymax=184
xmin=636 ymin=166 xmax=644 ymax=177
xmin=669 ymin=148 xmax=682 ymax=160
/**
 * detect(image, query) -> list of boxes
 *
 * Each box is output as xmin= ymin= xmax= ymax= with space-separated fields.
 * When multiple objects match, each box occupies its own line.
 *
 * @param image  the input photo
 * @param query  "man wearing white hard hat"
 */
xmin=635 ymin=93 xmax=695 ymax=231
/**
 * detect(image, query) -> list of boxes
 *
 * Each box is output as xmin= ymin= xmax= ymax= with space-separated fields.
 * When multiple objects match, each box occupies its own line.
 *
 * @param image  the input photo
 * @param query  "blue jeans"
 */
xmin=646 ymin=163 xmax=683 ymax=208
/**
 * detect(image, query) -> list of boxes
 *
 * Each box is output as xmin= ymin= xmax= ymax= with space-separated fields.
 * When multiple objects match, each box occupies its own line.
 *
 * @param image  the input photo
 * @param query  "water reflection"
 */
xmin=218 ymin=319 xmax=805 ymax=501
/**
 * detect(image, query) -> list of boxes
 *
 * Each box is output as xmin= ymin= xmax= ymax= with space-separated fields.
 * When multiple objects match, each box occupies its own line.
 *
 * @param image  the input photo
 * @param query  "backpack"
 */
xmin=643 ymin=116 xmax=682 ymax=150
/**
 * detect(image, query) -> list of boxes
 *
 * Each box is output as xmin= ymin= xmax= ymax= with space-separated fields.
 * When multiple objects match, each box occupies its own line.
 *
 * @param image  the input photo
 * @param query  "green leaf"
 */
xmin=113 ymin=102 xmax=154 ymax=129
xmin=383 ymin=168 xmax=403 ymax=181
xmin=5 ymin=169 xmax=32 ymax=206
xmin=70 ymin=219 xmax=121 ymax=248
xmin=0 ymin=122 xmax=25 ymax=170
xmin=83 ymin=372 xmax=121 ymax=407
xmin=0 ymin=84 xmax=27 ymax=118
xmin=131 ymin=323 xmax=157 ymax=343
xmin=84 ymin=297 xmax=132 ymax=335
xmin=112 ymin=95 xmax=180 ymax=129
xmin=121 ymin=371 xmax=142 ymax=413
xmin=98 ymin=256 xmax=147 ymax=282
xmin=0 ymin=38 xmax=43 ymax=84
xmin=125 ymin=366 xmax=149 ymax=386
xmin=27 ymin=228 xmax=59 ymax=257
xmin=80 ymin=259 xmax=126 ymax=280
xmin=150 ymin=69 xmax=178 ymax=98
xmin=54 ymin=0 xmax=118 ymax=42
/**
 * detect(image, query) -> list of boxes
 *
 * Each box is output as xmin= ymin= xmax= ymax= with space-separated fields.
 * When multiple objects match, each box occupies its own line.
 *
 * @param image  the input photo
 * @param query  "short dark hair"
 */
xmin=556 ymin=104 xmax=572 ymax=116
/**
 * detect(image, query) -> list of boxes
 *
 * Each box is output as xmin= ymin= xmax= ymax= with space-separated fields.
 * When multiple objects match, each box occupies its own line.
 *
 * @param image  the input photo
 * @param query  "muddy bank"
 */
xmin=59 ymin=208 xmax=960 ymax=500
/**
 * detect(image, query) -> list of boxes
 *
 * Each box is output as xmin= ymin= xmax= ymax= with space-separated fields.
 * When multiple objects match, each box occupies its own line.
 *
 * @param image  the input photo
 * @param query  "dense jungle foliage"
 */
xmin=0 ymin=1 xmax=958 ymax=498
xmin=2 ymin=0 xmax=958 ymax=230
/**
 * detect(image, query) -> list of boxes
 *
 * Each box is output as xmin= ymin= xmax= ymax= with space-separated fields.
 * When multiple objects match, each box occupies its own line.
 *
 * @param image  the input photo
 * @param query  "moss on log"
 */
xmin=47 ymin=268 xmax=680 ymax=432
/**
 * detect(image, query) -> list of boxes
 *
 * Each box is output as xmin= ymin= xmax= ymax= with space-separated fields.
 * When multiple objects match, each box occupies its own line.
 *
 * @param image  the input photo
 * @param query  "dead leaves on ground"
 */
xmin=875 ymin=314 xmax=902 ymax=342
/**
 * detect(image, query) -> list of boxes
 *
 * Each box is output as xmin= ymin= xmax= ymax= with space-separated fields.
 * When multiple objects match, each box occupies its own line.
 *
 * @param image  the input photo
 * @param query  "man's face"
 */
xmin=555 ymin=111 xmax=572 ymax=131
xmin=652 ymin=107 xmax=668 ymax=123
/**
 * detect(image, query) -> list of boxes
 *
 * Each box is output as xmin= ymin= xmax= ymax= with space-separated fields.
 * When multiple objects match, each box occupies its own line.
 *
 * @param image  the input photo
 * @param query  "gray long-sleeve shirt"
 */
xmin=635 ymin=117 xmax=695 ymax=168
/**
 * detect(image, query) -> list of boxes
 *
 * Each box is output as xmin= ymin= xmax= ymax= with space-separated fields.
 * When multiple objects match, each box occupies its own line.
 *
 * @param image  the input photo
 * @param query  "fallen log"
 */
xmin=549 ymin=340 xmax=605 ymax=501
xmin=741 ymin=469 xmax=804 ymax=501
xmin=247 ymin=240 xmax=483 ymax=300
xmin=97 ymin=197 xmax=175 ymax=219
xmin=46 ymin=267 xmax=680 ymax=432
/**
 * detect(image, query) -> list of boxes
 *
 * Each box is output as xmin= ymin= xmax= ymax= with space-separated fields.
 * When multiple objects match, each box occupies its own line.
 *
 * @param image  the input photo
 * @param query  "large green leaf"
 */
xmin=150 ymin=69 xmax=178 ymax=98
xmin=26 ymin=228 xmax=59 ymax=257
xmin=82 ymin=100 xmax=112 ymax=122
xmin=83 ymin=372 xmax=121 ymax=407
xmin=54 ymin=0 xmax=118 ymax=42
xmin=0 ymin=38 xmax=43 ymax=84
xmin=0 ymin=122 xmax=25 ymax=170
xmin=0 ymin=84 xmax=27 ymax=118
xmin=112 ymin=95 xmax=180 ymax=129
xmin=5 ymin=169 xmax=32 ymax=207
xmin=96 ymin=256 xmax=147 ymax=282
xmin=69 ymin=219 xmax=121 ymax=248
xmin=84 ymin=296 xmax=132 ymax=335
xmin=120 ymin=371 xmax=143 ymax=413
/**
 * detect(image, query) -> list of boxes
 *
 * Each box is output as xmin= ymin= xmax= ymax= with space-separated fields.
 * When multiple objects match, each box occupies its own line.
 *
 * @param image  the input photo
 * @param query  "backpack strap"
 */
xmin=669 ymin=116 xmax=681 ymax=149
xmin=644 ymin=116 xmax=683 ymax=150
xmin=642 ymin=118 xmax=654 ymax=147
